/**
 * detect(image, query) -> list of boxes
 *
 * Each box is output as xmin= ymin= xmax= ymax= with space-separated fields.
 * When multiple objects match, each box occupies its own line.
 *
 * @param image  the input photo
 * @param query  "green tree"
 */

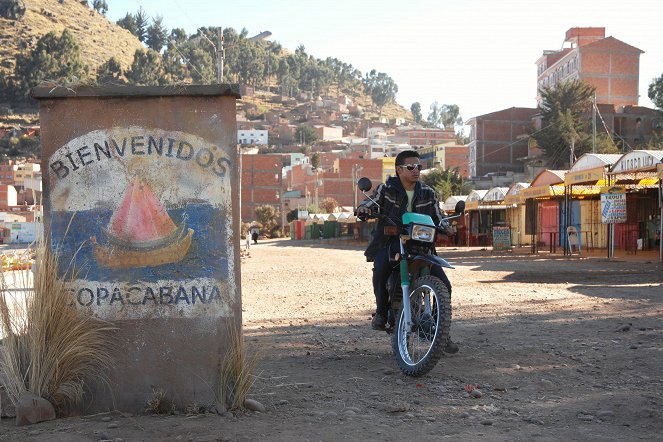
xmin=286 ymin=208 xmax=299 ymax=223
xmin=125 ymin=49 xmax=165 ymax=86
xmin=440 ymin=104 xmax=463 ymax=130
xmin=92 ymin=0 xmax=108 ymax=15
xmin=254 ymin=205 xmax=279 ymax=234
xmin=420 ymin=167 xmax=472 ymax=201
xmin=427 ymin=101 xmax=442 ymax=127
xmin=170 ymin=28 xmax=188 ymax=45
xmin=116 ymin=13 xmax=138 ymax=37
xmin=146 ymin=15 xmax=169 ymax=52
xmin=310 ymin=152 xmax=321 ymax=170
xmin=295 ymin=125 xmax=318 ymax=145
xmin=161 ymin=44 xmax=186 ymax=84
xmin=411 ymin=102 xmax=422 ymax=123
xmin=96 ymin=57 xmax=124 ymax=85
xmin=15 ymin=29 xmax=88 ymax=94
xmin=362 ymin=70 xmax=398 ymax=118
xmin=533 ymin=80 xmax=595 ymax=168
xmin=0 ymin=71 xmax=23 ymax=103
xmin=648 ymin=73 xmax=663 ymax=110
xmin=319 ymin=197 xmax=338 ymax=214
xmin=134 ymin=7 xmax=149 ymax=42
xmin=186 ymin=47 xmax=215 ymax=84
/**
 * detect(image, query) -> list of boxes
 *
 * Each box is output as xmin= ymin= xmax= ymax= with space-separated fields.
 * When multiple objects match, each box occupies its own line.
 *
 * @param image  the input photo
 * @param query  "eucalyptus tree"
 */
xmin=146 ymin=15 xmax=169 ymax=52
xmin=649 ymin=72 xmax=663 ymax=110
xmin=411 ymin=102 xmax=422 ymax=124
xmin=533 ymin=80 xmax=595 ymax=168
xmin=363 ymin=70 xmax=398 ymax=119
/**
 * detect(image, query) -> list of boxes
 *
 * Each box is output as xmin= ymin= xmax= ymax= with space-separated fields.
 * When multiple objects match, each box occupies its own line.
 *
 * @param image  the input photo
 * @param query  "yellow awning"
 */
xmin=503 ymin=194 xmax=522 ymax=205
xmin=564 ymin=166 xmax=605 ymax=185
xmin=465 ymin=200 xmax=479 ymax=210
xmin=522 ymin=185 xmax=565 ymax=199
xmin=638 ymin=177 xmax=660 ymax=186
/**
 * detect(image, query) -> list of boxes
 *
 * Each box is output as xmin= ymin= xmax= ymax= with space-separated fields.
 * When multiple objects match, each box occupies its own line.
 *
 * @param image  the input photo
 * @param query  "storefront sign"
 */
xmin=503 ymin=194 xmax=522 ymax=205
xmin=522 ymin=185 xmax=553 ymax=199
xmin=465 ymin=200 xmax=479 ymax=210
xmin=484 ymin=188 xmax=506 ymax=202
xmin=492 ymin=226 xmax=511 ymax=251
xmin=612 ymin=152 xmax=659 ymax=173
xmin=564 ymin=166 xmax=604 ymax=185
xmin=600 ymin=186 xmax=627 ymax=224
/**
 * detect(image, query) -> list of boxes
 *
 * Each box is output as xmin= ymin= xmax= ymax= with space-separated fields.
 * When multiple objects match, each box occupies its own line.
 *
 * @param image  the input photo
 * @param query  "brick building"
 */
xmin=593 ymin=104 xmax=663 ymax=149
xmin=241 ymin=154 xmax=284 ymax=222
xmin=444 ymin=145 xmax=470 ymax=178
xmin=399 ymin=127 xmax=456 ymax=148
xmin=536 ymin=27 xmax=643 ymax=108
xmin=466 ymin=107 xmax=537 ymax=178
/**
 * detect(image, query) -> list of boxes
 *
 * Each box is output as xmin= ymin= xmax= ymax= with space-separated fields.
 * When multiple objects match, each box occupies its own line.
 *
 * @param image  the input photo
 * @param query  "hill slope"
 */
xmin=0 ymin=0 xmax=144 ymax=81
xmin=1 ymin=0 xmax=411 ymax=125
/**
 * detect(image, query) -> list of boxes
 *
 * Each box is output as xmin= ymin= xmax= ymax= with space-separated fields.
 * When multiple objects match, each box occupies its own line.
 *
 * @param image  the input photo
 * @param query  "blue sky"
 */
xmin=108 ymin=0 xmax=663 ymax=124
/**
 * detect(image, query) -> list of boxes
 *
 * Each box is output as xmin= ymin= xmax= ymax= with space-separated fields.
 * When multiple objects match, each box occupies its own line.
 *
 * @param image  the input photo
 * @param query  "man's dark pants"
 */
xmin=372 ymin=246 xmax=452 ymax=318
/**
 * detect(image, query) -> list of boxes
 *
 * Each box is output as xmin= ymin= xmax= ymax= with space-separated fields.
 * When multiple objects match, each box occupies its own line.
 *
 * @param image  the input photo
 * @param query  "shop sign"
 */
xmin=600 ymin=186 xmax=627 ymax=224
xmin=465 ymin=200 xmax=479 ymax=210
xmin=564 ymin=166 xmax=604 ymax=185
xmin=613 ymin=152 xmax=658 ymax=173
xmin=492 ymin=226 xmax=511 ymax=251
xmin=522 ymin=185 xmax=552 ymax=199
xmin=485 ymin=188 xmax=505 ymax=202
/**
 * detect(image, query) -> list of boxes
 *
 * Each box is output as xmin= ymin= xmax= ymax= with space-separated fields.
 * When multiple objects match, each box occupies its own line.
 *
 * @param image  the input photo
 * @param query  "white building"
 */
xmin=237 ymin=130 xmax=268 ymax=145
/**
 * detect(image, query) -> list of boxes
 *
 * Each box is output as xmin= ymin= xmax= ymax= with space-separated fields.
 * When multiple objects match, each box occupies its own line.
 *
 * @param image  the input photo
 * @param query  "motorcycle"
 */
xmin=356 ymin=177 xmax=465 ymax=377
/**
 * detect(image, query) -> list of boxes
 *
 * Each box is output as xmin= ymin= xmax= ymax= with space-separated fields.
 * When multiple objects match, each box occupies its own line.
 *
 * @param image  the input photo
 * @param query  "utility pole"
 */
xmin=592 ymin=93 xmax=596 ymax=153
xmin=216 ymin=27 xmax=224 ymax=84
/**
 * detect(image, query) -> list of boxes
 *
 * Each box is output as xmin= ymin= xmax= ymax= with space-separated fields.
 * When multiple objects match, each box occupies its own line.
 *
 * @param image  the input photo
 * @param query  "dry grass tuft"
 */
xmin=0 ymin=241 xmax=117 ymax=413
xmin=216 ymin=321 xmax=261 ymax=411
xmin=145 ymin=387 xmax=174 ymax=415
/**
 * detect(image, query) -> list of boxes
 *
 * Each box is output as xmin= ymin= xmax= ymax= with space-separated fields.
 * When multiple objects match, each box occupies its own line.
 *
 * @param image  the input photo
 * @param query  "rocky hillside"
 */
xmin=0 ymin=0 xmax=411 ymax=128
xmin=0 ymin=0 xmax=143 ymax=82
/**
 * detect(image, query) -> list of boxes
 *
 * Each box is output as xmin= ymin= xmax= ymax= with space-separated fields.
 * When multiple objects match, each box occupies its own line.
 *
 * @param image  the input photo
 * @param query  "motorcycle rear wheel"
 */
xmin=391 ymin=275 xmax=451 ymax=377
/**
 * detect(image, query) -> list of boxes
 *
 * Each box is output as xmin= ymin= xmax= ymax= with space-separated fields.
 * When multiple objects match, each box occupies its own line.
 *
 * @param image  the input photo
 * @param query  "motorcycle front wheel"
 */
xmin=391 ymin=275 xmax=451 ymax=377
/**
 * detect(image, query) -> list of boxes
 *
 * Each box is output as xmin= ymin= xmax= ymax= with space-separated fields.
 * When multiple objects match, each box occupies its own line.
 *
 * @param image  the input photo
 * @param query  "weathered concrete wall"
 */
xmin=33 ymin=85 xmax=241 ymax=412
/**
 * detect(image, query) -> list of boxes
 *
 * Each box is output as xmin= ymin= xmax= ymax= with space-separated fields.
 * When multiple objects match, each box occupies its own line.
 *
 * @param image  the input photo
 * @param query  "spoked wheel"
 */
xmin=391 ymin=275 xmax=451 ymax=377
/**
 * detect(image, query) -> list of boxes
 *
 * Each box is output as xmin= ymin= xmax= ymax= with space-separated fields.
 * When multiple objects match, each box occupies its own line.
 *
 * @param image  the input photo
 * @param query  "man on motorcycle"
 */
xmin=356 ymin=150 xmax=459 ymax=353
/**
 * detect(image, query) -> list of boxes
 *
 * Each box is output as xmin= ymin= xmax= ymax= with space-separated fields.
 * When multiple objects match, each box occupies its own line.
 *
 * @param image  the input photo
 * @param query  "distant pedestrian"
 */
xmin=245 ymin=235 xmax=251 ymax=251
xmin=250 ymin=226 xmax=260 ymax=244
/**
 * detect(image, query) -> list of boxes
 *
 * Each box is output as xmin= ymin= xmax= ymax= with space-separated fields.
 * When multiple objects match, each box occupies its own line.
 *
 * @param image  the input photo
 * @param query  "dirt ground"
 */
xmin=2 ymin=238 xmax=663 ymax=441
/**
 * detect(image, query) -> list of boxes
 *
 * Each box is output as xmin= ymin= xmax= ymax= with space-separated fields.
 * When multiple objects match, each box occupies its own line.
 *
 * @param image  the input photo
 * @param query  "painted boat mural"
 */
xmin=47 ymin=126 xmax=236 ymax=319
xmin=90 ymin=179 xmax=194 ymax=269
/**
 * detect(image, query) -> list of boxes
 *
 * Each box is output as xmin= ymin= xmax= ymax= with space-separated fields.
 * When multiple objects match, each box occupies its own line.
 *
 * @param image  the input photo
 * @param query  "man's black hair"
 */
xmin=395 ymin=150 xmax=420 ymax=166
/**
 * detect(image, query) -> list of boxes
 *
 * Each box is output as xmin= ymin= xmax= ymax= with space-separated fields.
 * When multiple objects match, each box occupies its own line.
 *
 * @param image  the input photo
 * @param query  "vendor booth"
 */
xmin=521 ymin=170 xmax=566 ymax=253
xmin=563 ymin=154 xmax=621 ymax=255
xmin=606 ymin=150 xmax=663 ymax=258
xmin=504 ymin=183 xmax=530 ymax=247
xmin=443 ymin=195 xmax=468 ymax=246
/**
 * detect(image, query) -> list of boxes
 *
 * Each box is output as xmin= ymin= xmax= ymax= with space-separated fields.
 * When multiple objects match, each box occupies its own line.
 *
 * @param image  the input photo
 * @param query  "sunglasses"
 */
xmin=399 ymin=164 xmax=423 ymax=171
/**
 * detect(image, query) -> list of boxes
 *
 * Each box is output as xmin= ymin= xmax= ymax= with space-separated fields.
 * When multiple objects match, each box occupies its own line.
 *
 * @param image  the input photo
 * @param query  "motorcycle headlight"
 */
xmin=410 ymin=224 xmax=435 ymax=243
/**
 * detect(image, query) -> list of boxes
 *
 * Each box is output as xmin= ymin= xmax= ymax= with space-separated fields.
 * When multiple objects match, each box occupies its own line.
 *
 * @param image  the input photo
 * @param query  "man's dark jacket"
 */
xmin=360 ymin=176 xmax=444 ymax=261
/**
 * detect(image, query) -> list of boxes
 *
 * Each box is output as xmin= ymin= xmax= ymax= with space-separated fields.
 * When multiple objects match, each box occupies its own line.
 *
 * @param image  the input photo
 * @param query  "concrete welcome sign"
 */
xmin=48 ymin=126 xmax=234 ymax=319
xmin=33 ymin=85 xmax=241 ymax=412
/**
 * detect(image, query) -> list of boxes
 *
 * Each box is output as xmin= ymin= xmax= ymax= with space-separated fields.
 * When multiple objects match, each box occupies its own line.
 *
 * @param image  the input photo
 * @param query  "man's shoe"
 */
xmin=371 ymin=313 xmax=387 ymax=331
xmin=444 ymin=338 xmax=459 ymax=354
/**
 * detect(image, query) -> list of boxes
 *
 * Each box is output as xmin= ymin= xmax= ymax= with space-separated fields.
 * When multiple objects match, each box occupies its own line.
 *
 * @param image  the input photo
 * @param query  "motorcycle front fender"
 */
xmin=411 ymin=254 xmax=454 ymax=269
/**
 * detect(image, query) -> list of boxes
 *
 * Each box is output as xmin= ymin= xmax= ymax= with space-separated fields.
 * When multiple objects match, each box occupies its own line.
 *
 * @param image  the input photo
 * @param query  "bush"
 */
xmin=0 ymin=242 xmax=116 ymax=413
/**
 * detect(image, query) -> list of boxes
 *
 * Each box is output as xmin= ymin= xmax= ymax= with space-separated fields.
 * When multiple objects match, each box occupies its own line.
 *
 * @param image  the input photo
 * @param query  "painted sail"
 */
xmin=92 ymin=178 xmax=193 ymax=268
